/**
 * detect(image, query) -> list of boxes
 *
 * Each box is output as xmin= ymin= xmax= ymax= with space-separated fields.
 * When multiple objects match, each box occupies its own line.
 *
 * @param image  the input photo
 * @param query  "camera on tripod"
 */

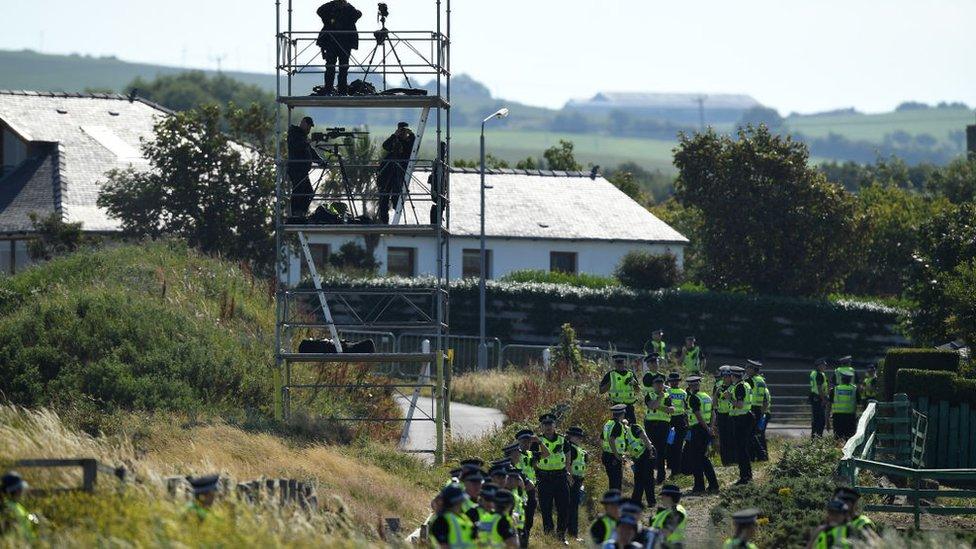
xmin=374 ymin=3 xmax=390 ymax=44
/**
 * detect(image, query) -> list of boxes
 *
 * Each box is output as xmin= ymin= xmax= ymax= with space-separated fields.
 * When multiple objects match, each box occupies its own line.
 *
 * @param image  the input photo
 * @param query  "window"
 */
xmin=462 ymin=248 xmax=492 ymax=279
xmin=387 ymin=247 xmax=416 ymax=277
xmin=302 ymin=244 xmax=330 ymax=278
xmin=550 ymin=251 xmax=578 ymax=274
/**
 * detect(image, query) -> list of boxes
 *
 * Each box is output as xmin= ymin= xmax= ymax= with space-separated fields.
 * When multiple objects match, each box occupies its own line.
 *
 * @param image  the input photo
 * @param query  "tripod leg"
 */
xmin=387 ymin=40 xmax=412 ymax=88
xmin=335 ymin=154 xmax=359 ymax=218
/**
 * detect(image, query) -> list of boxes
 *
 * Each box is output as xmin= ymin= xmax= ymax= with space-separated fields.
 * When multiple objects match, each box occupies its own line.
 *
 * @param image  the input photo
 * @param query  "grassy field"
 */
xmin=785 ymin=107 xmax=973 ymax=145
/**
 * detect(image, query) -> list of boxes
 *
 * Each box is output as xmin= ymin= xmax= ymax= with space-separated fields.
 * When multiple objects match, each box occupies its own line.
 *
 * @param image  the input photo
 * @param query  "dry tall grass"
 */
xmin=449 ymin=368 xmax=529 ymax=409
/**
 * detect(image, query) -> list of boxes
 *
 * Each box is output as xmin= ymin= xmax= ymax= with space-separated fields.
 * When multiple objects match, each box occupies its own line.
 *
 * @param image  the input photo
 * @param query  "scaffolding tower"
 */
xmin=273 ymin=0 xmax=451 ymax=463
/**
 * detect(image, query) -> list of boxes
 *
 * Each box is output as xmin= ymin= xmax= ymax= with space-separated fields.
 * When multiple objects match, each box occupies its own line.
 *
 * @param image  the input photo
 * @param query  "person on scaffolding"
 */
xmin=315 ymin=0 xmax=362 ymax=96
xmin=376 ymin=122 xmax=416 ymax=224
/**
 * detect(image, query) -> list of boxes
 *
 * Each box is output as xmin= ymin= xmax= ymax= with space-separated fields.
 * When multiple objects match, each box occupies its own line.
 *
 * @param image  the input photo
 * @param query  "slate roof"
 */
xmin=432 ymin=169 xmax=688 ymax=243
xmin=0 ymin=143 xmax=58 ymax=233
xmin=0 ymin=90 xmax=170 ymax=233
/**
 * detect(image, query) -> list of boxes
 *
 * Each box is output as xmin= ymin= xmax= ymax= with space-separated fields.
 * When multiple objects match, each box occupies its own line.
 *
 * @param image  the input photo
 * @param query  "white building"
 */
xmin=0 ymin=90 xmax=168 ymax=274
xmin=292 ymin=168 xmax=688 ymax=282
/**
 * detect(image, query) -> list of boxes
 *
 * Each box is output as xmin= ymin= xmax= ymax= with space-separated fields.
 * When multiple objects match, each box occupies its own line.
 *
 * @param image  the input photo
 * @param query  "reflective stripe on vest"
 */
xmin=650 ymin=504 xmax=687 ymax=543
xmin=668 ymin=387 xmax=687 ymax=416
xmin=810 ymin=370 xmax=828 ymax=395
xmin=518 ymin=452 xmax=536 ymax=482
xmin=477 ymin=513 xmax=508 ymax=548
xmin=688 ymin=392 xmax=713 ymax=426
xmin=833 ymin=384 xmax=857 ymax=414
xmin=625 ymin=427 xmax=647 ymax=458
xmin=601 ymin=420 xmax=626 ymax=453
xmin=729 ymin=382 xmax=752 ymax=416
xmin=750 ymin=375 xmax=767 ymax=405
xmin=644 ymin=388 xmax=670 ymax=422
xmin=536 ymin=435 xmax=567 ymax=470
xmin=715 ymin=381 xmax=732 ymax=414
xmin=445 ymin=511 xmax=477 ymax=548
xmin=814 ymin=525 xmax=851 ymax=549
xmin=682 ymin=347 xmax=700 ymax=371
xmin=571 ymin=444 xmax=587 ymax=476
xmin=609 ymin=371 xmax=637 ymax=404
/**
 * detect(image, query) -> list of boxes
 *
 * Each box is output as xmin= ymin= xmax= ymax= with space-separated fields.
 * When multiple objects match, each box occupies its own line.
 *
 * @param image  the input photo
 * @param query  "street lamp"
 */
xmin=478 ymin=107 xmax=509 ymax=371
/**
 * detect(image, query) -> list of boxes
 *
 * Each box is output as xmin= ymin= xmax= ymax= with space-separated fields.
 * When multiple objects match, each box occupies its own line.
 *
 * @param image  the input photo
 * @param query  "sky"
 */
xmin=2 ymin=0 xmax=975 ymax=114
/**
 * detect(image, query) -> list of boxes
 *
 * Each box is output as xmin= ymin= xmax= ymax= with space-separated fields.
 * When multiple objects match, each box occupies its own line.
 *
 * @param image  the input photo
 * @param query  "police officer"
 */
xmin=510 ymin=431 xmax=542 ymax=547
xmin=723 ymin=508 xmax=760 ymax=549
xmin=810 ymin=358 xmax=829 ymax=438
xmin=589 ymin=490 xmax=622 ymax=546
xmin=833 ymin=486 xmax=876 ymax=540
xmin=534 ymin=413 xmax=571 ymax=543
xmin=686 ymin=376 xmax=719 ymax=495
xmin=185 ymin=474 xmax=220 ymax=521
xmin=566 ymin=426 xmax=588 ymax=542
xmin=600 ymin=356 xmax=640 ymax=423
xmin=430 ymin=484 xmax=478 ymax=548
xmin=650 ymin=485 xmax=687 ymax=548
xmin=729 ymin=366 xmax=753 ymax=485
xmin=745 ymin=360 xmax=771 ymax=462
xmin=286 ymin=116 xmax=319 ymax=221
xmin=643 ymin=329 xmax=669 ymax=373
xmin=315 ymin=0 xmax=362 ymax=95
xmin=377 ymin=122 xmax=416 ymax=223
xmin=642 ymin=373 xmax=672 ymax=484
xmin=679 ymin=336 xmax=702 ymax=376
xmin=807 ymin=499 xmax=850 ymax=549
xmin=829 ymin=374 xmax=858 ymax=441
xmin=626 ymin=421 xmax=657 ymax=509
xmin=834 ymin=356 xmax=856 ymax=387
xmin=603 ymin=513 xmax=640 ymax=549
xmin=479 ymin=486 xmax=520 ymax=549
xmin=714 ymin=366 xmax=736 ymax=466
xmin=601 ymin=404 xmax=628 ymax=491
xmin=1 ymin=471 xmax=38 ymax=542
xmin=460 ymin=468 xmax=486 ymax=526
xmin=859 ymin=364 xmax=879 ymax=406
xmin=665 ymin=372 xmax=689 ymax=477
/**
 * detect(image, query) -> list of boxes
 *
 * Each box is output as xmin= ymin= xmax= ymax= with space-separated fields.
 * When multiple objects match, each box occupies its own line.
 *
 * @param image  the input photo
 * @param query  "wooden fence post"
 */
xmin=960 ymin=403 xmax=971 ymax=468
xmin=81 ymin=459 xmax=98 ymax=492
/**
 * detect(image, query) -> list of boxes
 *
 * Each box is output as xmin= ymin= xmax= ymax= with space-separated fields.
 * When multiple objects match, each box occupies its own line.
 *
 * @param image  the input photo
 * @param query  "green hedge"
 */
xmin=323 ymin=276 xmax=909 ymax=358
xmin=882 ymin=348 xmax=961 ymax=399
xmin=896 ymin=368 xmax=976 ymax=405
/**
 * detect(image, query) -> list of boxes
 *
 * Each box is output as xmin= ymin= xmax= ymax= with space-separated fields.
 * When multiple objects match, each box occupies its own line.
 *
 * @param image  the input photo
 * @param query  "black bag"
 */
xmin=309 ymin=205 xmax=343 ymax=225
xmin=298 ymin=338 xmax=376 ymax=354
xmin=348 ymin=79 xmax=377 ymax=96
xmin=379 ymin=87 xmax=429 ymax=96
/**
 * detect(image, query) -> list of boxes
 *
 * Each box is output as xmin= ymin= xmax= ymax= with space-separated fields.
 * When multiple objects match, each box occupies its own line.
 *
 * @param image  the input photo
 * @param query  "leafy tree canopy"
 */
xmin=543 ymin=140 xmax=583 ymax=171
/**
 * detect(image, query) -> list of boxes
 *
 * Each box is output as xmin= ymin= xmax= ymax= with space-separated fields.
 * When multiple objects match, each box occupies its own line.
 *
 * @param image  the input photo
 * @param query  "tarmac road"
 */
xmin=395 ymin=396 xmax=506 ymax=463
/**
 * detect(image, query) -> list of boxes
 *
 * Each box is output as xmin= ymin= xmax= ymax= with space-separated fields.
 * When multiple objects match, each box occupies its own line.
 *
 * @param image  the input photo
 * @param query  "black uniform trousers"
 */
xmin=644 ymin=420 xmax=670 ymax=483
xmin=322 ymin=48 xmax=351 ymax=94
xmin=521 ymin=487 xmax=537 ymax=548
xmin=536 ymin=470 xmax=569 ymax=539
xmin=288 ymin=167 xmax=313 ymax=218
xmin=833 ymin=413 xmax=856 ymax=441
xmin=750 ymin=406 xmax=769 ymax=461
xmin=731 ymin=412 xmax=754 ymax=483
xmin=716 ymin=412 xmax=735 ymax=465
xmin=810 ymin=395 xmax=826 ymax=438
xmin=568 ymin=474 xmax=584 ymax=537
xmin=630 ymin=449 xmax=656 ymax=508
xmin=667 ymin=416 xmax=688 ymax=476
xmin=688 ymin=424 xmax=719 ymax=491
xmin=601 ymin=451 xmax=623 ymax=491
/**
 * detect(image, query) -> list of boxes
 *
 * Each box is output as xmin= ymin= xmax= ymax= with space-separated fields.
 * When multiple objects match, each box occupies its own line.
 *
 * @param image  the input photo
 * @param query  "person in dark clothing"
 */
xmin=626 ymin=422 xmax=657 ymax=509
xmin=810 ymin=358 xmax=829 ymax=438
xmin=534 ymin=414 xmax=571 ymax=543
xmin=316 ymin=0 xmax=362 ymax=95
xmin=685 ymin=376 xmax=719 ymax=494
xmin=714 ymin=366 xmax=736 ymax=466
xmin=286 ymin=116 xmax=318 ymax=220
xmin=601 ymin=405 xmax=627 ymax=491
xmin=729 ymin=367 xmax=754 ymax=486
xmin=641 ymin=372 xmax=672 ymax=485
xmin=377 ymin=122 xmax=416 ymax=223
xmin=566 ymin=426 xmax=588 ymax=542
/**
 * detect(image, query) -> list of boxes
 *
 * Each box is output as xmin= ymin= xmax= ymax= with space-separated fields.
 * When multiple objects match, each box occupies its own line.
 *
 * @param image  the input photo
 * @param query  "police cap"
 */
xmin=668 ymin=372 xmax=681 ymax=381
xmin=653 ymin=329 xmax=664 ymax=336
xmin=746 ymin=359 xmax=762 ymax=371
xmin=491 ymin=458 xmax=511 ymax=469
xmin=440 ymin=485 xmax=467 ymax=506
xmin=1 ymin=471 xmax=26 ymax=494
xmin=502 ymin=443 xmax=521 ymax=455
xmin=567 ymin=426 xmax=585 ymax=438
xmin=539 ymin=413 xmax=557 ymax=425
xmin=187 ymin=474 xmax=220 ymax=495
xmin=815 ymin=357 xmax=828 ymax=366
xmin=459 ymin=457 xmax=485 ymax=468
xmin=480 ymin=483 xmax=498 ymax=500
xmin=618 ymin=514 xmax=638 ymax=527
xmin=867 ymin=363 xmax=877 ymax=371
xmin=720 ymin=366 xmax=734 ymax=376
xmin=301 ymin=116 xmax=315 ymax=127
xmin=730 ymin=366 xmax=746 ymax=377
xmin=834 ymin=486 xmax=860 ymax=503
xmin=505 ymin=466 xmax=522 ymax=478
xmin=827 ymin=499 xmax=850 ymax=513
xmin=515 ymin=428 xmax=535 ymax=440
xmin=620 ymin=500 xmax=644 ymax=515
xmin=397 ymin=121 xmax=410 ymax=129
xmin=493 ymin=488 xmax=515 ymax=506
xmin=686 ymin=375 xmax=703 ymax=384
xmin=652 ymin=374 xmax=666 ymax=383
xmin=460 ymin=468 xmax=485 ymax=482
xmin=732 ymin=508 xmax=760 ymax=525
xmin=488 ymin=467 xmax=507 ymax=478
xmin=610 ymin=404 xmax=627 ymax=416
xmin=601 ymin=489 xmax=623 ymax=504
xmin=838 ymin=355 xmax=853 ymax=363
xmin=661 ymin=484 xmax=682 ymax=498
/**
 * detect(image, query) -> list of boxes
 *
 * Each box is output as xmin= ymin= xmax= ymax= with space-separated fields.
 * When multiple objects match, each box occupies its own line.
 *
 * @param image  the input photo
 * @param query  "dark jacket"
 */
xmin=381 ymin=130 xmax=416 ymax=162
xmin=316 ymin=1 xmax=362 ymax=51
xmin=287 ymin=125 xmax=313 ymax=172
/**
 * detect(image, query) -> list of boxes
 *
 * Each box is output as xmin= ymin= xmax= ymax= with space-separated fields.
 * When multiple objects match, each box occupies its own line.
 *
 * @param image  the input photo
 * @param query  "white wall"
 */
xmin=288 ymin=233 xmax=685 ymax=285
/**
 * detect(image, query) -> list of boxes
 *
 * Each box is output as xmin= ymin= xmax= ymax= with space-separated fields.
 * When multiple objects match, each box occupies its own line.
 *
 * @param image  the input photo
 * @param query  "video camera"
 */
xmin=374 ymin=3 xmax=390 ymax=44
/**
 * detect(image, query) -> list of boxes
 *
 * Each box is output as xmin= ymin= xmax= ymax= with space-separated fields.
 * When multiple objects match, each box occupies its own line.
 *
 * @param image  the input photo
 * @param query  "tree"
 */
xmin=926 ymin=155 xmax=976 ymax=204
xmin=607 ymin=170 xmax=644 ymax=202
xmin=673 ymin=126 xmax=858 ymax=296
xmin=736 ymin=106 xmax=784 ymax=131
xmin=943 ymin=259 xmax=976 ymax=347
xmin=906 ymin=203 xmax=976 ymax=344
xmin=845 ymin=184 xmax=948 ymax=296
xmin=515 ymin=157 xmax=540 ymax=170
xmin=126 ymin=71 xmax=274 ymax=113
xmin=543 ymin=140 xmax=583 ymax=171
xmin=614 ymin=251 xmax=680 ymax=290
xmin=97 ymin=103 xmax=275 ymax=271
xmin=26 ymin=212 xmax=92 ymax=261
xmin=650 ymin=198 xmax=704 ymax=282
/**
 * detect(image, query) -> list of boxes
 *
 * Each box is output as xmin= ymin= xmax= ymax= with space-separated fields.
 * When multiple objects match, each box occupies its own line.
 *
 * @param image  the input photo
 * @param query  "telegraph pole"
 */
xmin=695 ymin=96 xmax=707 ymax=131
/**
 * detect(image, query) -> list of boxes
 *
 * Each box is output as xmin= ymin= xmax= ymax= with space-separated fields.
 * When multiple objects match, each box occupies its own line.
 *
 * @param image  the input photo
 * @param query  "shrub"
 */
xmin=500 ymin=269 xmax=618 ymax=289
xmin=772 ymin=437 xmax=842 ymax=478
xmin=614 ymin=251 xmax=680 ymax=290
xmin=881 ymin=348 xmax=961 ymax=399
xmin=895 ymin=368 xmax=976 ymax=405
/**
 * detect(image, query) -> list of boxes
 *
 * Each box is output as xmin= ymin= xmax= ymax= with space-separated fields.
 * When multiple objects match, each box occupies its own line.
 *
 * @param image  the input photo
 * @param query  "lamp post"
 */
xmin=478 ymin=107 xmax=509 ymax=371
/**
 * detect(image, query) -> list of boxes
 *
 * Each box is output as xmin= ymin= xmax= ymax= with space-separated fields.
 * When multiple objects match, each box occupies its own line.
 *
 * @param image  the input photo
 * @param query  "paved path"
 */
xmin=767 ymin=423 xmax=810 ymax=439
xmin=395 ymin=396 xmax=506 ymax=463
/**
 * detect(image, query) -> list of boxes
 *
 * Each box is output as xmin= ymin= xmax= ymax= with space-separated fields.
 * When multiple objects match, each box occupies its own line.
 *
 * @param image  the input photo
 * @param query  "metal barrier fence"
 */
xmin=398 ymin=334 xmax=502 ymax=374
